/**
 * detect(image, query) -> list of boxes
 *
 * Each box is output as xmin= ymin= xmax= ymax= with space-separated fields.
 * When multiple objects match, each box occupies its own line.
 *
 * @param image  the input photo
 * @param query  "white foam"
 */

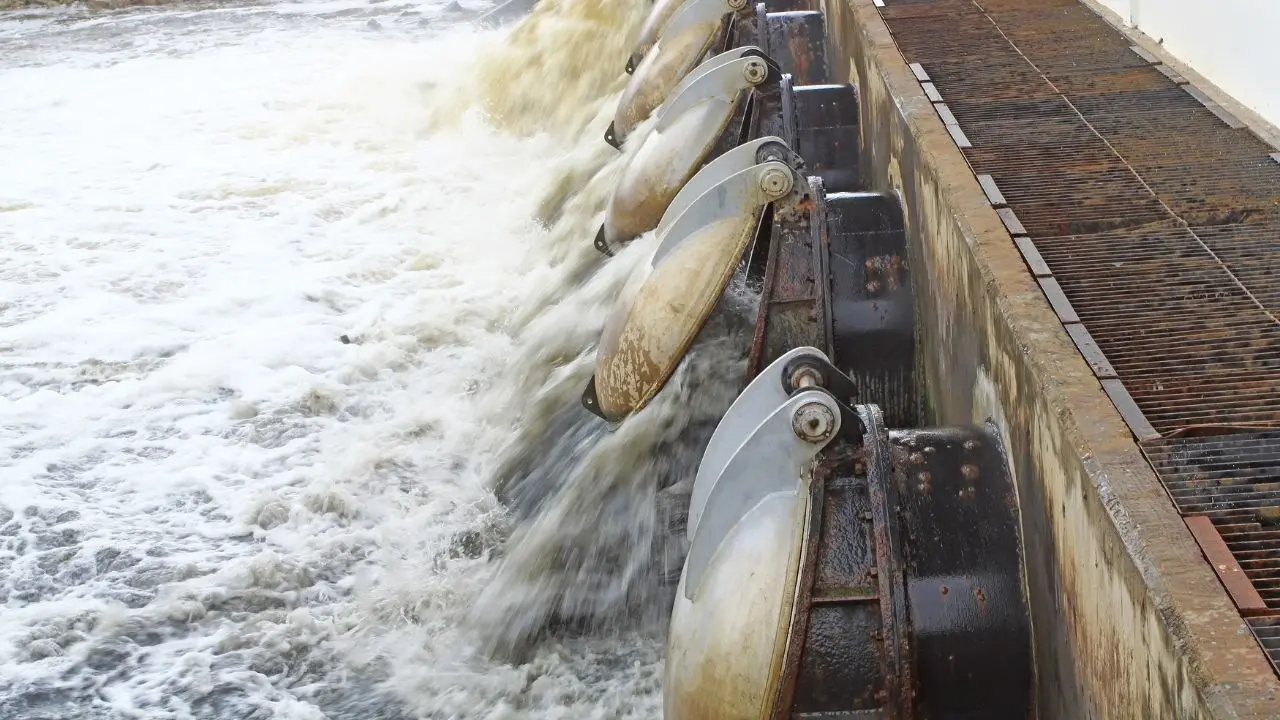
xmin=0 ymin=4 xmax=672 ymax=716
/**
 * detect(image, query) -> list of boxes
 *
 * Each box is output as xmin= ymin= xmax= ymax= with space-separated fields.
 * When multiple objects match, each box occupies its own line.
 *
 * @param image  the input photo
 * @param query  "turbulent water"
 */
xmin=0 ymin=0 xmax=755 ymax=718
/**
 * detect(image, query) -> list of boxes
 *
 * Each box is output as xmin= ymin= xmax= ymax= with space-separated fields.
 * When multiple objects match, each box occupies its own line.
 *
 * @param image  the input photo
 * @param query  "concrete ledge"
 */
xmin=819 ymin=0 xmax=1280 ymax=716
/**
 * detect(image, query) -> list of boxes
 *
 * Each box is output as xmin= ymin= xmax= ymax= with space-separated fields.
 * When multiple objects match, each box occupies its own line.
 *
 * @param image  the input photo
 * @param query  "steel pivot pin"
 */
xmin=792 ymin=402 xmax=836 ymax=443
xmin=758 ymin=166 xmax=793 ymax=198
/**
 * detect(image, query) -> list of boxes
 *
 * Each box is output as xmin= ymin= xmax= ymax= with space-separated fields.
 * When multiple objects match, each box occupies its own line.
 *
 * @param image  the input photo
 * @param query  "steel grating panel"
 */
xmin=1250 ymin=618 xmax=1280 ymax=670
xmin=1145 ymin=432 xmax=1280 ymax=517
xmin=879 ymin=0 xmax=1280 ymax=434
xmin=878 ymin=0 xmax=1280 ymax=676
xmin=1196 ymin=221 xmax=1280 ymax=314
xmin=1145 ymin=433 xmax=1280 ymax=613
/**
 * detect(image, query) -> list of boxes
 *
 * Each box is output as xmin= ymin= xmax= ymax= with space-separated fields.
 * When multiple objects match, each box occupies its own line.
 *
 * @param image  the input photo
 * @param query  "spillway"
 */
xmin=8 ymin=0 xmax=1280 ymax=717
xmin=0 ymin=1 xmax=697 ymax=716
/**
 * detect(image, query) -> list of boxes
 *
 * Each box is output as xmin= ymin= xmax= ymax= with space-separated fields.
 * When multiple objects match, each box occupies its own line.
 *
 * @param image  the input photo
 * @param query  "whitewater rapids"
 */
xmin=0 ymin=0 xmax=756 ymax=718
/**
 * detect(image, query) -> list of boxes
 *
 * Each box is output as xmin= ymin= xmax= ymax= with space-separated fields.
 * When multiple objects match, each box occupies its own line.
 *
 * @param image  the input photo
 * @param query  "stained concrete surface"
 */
xmin=820 ymin=0 xmax=1280 ymax=716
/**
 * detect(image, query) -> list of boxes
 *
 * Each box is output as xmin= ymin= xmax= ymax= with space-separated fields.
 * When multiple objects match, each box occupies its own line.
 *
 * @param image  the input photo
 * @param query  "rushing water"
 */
xmin=0 ymin=0 xmax=755 ymax=717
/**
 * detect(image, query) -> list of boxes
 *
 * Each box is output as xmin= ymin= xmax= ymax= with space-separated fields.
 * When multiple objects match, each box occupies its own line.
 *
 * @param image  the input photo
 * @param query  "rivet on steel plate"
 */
xmin=792 ymin=401 xmax=836 ymax=443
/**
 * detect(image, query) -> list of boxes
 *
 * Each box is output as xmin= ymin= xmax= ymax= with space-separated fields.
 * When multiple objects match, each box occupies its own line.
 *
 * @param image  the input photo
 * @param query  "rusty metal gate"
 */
xmin=875 ymin=0 xmax=1280 ymax=674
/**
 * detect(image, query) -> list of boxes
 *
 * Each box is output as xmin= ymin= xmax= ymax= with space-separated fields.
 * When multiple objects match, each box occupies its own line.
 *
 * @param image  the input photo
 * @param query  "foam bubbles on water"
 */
xmin=1 ymin=0 xmax=748 ymax=716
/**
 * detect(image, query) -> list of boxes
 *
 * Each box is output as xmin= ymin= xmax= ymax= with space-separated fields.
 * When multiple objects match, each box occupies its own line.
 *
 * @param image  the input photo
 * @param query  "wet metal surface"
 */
xmin=877 ymin=0 xmax=1280 ymax=677
xmin=748 ymin=176 xmax=827 ymax=378
xmin=747 ymin=24 xmax=864 ymax=374
xmin=761 ymin=10 xmax=828 ymax=86
xmin=792 ymin=83 xmax=861 ymax=192
xmin=824 ymin=192 xmax=918 ymax=429
xmin=745 ymin=167 xmax=917 ymax=426
xmin=611 ymin=1 xmax=737 ymax=146
xmin=586 ymin=153 xmax=804 ymax=420
xmin=778 ymin=406 xmax=1034 ymax=718
xmin=752 ymin=8 xmax=861 ymax=193
xmin=888 ymin=422 xmax=1034 ymax=718
xmin=599 ymin=56 xmax=755 ymax=251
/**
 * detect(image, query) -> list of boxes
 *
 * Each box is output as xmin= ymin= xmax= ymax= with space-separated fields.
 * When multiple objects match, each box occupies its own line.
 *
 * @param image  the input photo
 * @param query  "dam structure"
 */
xmin=2 ymin=0 xmax=1280 ymax=716
xmin=549 ymin=0 xmax=1280 ymax=716
xmin=833 ymin=2 xmax=1280 ymax=717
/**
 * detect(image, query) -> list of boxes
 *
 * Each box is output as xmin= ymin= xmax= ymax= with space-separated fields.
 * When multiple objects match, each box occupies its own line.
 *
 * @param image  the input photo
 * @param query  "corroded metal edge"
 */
xmin=828 ymin=0 xmax=1280 ymax=717
xmin=1185 ymin=516 xmax=1271 ymax=618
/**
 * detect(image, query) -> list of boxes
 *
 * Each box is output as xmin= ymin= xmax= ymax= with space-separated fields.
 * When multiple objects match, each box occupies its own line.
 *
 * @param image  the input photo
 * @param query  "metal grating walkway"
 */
xmin=1145 ymin=432 xmax=1280 ymax=671
xmin=875 ymin=0 xmax=1280 ymax=676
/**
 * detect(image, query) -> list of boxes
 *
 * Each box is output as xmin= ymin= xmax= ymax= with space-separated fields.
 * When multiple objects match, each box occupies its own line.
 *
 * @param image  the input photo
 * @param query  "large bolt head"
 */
xmin=742 ymin=58 xmax=768 ymax=85
xmin=792 ymin=402 xmax=836 ymax=444
xmin=788 ymin=365 xmax=823 ymax=390
xmin=758 ymin=166 xmax=793 ymax=198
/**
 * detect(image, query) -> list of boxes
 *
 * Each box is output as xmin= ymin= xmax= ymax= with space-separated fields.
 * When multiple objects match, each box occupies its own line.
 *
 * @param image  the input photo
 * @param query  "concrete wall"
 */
xmin=1091 ymin=0 xmax=1280 ymax=132
xmin=819 ymin=0 xmax=1280 ymax=717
